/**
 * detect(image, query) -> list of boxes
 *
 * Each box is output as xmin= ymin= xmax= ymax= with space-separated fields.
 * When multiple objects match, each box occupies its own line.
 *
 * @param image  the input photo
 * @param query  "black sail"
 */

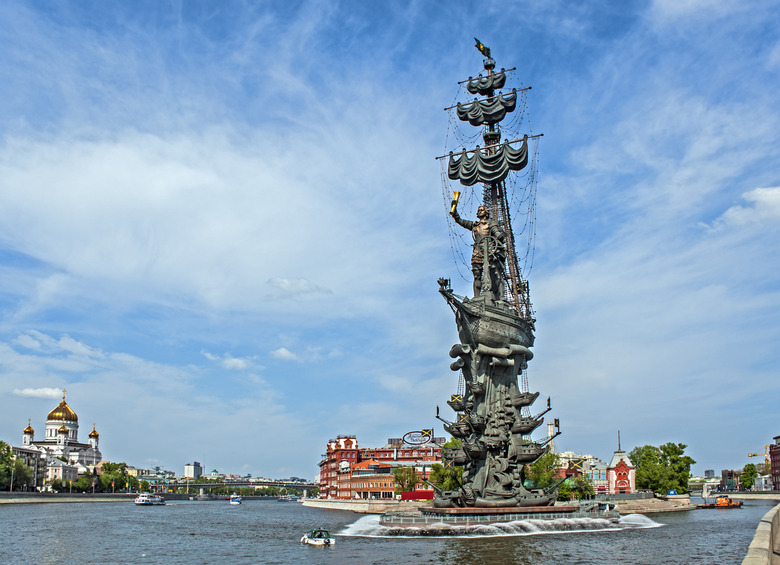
xmin=447 ymin=136 xmax=528 ymax=186
xmin=456 ymin=90 xmax=517 ymax=126
xmin=466 ymin=70 xmax=506 ymax=95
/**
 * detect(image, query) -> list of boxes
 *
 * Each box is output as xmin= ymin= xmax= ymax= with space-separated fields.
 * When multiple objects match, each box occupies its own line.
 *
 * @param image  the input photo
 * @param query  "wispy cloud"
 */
xmin=709 ymin=187 xmax=780 ymax=229
xmin=201 ymin=350 xmax=257 ymax=370
xmin=271 ymin=347 xmax=299 ymax=362
xmin=12 ymin=387 xmax=61 ymax=399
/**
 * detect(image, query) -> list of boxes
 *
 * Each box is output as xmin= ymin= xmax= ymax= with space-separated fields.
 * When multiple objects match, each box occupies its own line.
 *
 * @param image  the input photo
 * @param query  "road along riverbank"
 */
xmin=0 ymin=492 xmax=136 ymax=504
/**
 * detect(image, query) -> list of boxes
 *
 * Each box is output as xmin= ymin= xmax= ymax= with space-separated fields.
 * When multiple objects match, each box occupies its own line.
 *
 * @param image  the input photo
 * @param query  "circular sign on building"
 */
xmin=402 ymin=429 xmax=433 ymax=445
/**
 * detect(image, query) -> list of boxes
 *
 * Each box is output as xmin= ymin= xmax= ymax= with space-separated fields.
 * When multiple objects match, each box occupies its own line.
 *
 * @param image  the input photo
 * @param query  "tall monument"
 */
xmin=433 ymin=40 xmax=560 ymax=509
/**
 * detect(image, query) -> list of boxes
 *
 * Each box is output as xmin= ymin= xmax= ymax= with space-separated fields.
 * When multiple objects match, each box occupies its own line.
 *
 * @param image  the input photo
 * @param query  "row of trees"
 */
xmin=423 ymin=439 xmax=699 ymax=499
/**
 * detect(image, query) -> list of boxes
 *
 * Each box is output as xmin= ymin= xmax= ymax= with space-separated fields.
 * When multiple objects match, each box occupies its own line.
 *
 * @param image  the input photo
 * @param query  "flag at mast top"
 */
xmin=474 ymin=37 xmax=491 ymax=60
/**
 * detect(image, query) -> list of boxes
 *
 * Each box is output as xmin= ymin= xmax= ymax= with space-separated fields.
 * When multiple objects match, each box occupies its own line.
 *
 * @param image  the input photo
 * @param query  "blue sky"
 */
xmin=1 ymin=0 xmax=779 ymax=479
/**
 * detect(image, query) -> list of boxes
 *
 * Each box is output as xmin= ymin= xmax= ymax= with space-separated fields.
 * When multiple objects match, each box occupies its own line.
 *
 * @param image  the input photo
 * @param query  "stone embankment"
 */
xmin=614 ymin=494 xmax=695 ymax=514
xmin=742 ymin=503 xmax=780 ymax=565
xmin=0 ymin=492 xmax=136 ymax=504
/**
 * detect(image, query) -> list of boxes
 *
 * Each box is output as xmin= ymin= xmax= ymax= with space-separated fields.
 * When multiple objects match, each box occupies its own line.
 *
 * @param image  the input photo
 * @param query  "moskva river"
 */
xmin=0 ymin=497 xmax=775 ymax=564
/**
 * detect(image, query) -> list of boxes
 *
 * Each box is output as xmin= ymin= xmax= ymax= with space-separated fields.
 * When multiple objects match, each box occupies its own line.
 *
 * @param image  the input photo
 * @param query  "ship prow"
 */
xmin=438 ymin=278 xmax=534 ymax=349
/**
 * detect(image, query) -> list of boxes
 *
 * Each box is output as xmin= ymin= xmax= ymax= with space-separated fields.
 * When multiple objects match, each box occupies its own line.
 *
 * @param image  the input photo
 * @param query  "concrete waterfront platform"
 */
xmin=302 ymin=498 xmax=430 ymax=514
xmin=381 ymin=503 xmax=619 ymax=527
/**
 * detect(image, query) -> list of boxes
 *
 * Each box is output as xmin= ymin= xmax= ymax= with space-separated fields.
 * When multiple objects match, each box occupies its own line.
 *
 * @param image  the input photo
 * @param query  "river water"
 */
xmin=0 ymin=497 xmax=775 ymax=564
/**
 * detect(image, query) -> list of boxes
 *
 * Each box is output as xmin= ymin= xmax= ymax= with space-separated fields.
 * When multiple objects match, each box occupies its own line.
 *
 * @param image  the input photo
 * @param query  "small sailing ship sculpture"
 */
xmin=434 ymin=39 xmax=560 ymax=509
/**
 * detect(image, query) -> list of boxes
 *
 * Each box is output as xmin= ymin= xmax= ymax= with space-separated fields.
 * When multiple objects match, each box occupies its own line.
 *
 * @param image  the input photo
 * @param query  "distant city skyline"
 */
xmin=1 ymin=1 xmax=779 ymax=478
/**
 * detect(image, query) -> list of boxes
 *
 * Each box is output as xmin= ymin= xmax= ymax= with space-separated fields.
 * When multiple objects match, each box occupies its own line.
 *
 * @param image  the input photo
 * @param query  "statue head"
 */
xmin=476 ymin=205 xmax=490 ymax=219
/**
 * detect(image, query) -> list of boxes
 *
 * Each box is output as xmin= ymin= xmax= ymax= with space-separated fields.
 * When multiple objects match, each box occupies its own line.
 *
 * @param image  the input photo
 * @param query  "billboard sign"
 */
xmin=402 ymin=429 xmax=434 ymax=445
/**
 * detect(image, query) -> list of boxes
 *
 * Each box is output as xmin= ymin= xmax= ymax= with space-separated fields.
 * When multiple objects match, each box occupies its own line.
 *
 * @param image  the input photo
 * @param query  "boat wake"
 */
xmin=339 ymin=513 xmax=662 ymax=538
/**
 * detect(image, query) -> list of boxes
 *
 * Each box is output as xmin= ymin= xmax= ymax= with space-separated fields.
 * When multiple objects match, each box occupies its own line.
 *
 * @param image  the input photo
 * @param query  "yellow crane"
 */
xmin=748 ymin=446 xmax=770 ymax=470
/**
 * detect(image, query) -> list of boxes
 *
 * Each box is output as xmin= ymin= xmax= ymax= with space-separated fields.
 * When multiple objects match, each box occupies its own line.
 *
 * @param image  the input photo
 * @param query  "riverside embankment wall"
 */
xmin=742 ymin=503 xmax=780 ymax=565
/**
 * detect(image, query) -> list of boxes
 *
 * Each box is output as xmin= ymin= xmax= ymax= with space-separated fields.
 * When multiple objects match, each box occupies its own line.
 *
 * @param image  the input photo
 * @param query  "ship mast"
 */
xmin=476 ymin=44 xmax=533 ymax=321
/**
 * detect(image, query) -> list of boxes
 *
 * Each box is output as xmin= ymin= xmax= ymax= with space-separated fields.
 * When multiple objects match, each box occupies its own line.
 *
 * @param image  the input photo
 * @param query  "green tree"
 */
xmin=0 ymin=441 xmax=13 ymax=488
xmin=0 ymin=441 xmax=33 ymax=491
xmin=741 ymin=463 xmax=758 ymax=490
xmin=557 ymin=481 xmax=572 ymax=501
xmin=428 ymin=463 xmax=463 ymax=491
xmin=430 ymin=437 xmax=464 ymax=491
xmin=525 ymin=451 xmax=560 ymax=490
xmin=571 ymin=475 xmax=595 ymax=499
xmin=629 ymin=443 xmax=696 ymax=494
xmin=660 ymin=442 xmax=696 ymax=494
xmin=392 ymin=467 xmax=420 ymax=494
xmin=97 ymin=462 xmax=138 ymax=492
xmin=72 ymin=475 xmax=94 ymax=492
xmin=629 ymin=444 xmax=670 ymax=493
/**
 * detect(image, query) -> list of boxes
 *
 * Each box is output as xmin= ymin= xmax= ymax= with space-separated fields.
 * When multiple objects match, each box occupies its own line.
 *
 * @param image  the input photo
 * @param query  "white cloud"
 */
xmin=12 ymin=387 xmax=61 ymax=399
xmin=266 ymin=278 xmax=333 ymax=299
xmin=221 ymin=356 xmax=250 ymax=370
xmin=200 ymin=350 xmax=256 ymax=370
xmin=710 ymin=187 xmax=780 ymax=229
xmin=12 ymin=334 xmax=41 ymax=350
xmin=649 ymin=0 xmax=740 ymax=22
xmin=271 ymin=347 xmax=299 ymax=361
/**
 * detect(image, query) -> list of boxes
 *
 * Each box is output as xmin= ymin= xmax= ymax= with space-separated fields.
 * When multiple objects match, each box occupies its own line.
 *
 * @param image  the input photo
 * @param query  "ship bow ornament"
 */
xmin=435 ymin=41 xmax=559 ymax=509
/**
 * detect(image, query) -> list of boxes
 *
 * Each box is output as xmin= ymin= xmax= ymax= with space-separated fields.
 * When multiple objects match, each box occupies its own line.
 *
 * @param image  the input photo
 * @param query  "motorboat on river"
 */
xmin=300 ymin=528 xmax=335 ymax=546
xmin=134 ymin=493 xmax=165 ymax=506
xmin=229 ymin=495 xmax=242 ymax=505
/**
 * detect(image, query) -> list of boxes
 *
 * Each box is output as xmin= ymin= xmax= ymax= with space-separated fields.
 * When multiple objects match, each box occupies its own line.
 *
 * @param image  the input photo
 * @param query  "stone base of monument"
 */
xmin=379 ymin=502 xmax=620 ymax=527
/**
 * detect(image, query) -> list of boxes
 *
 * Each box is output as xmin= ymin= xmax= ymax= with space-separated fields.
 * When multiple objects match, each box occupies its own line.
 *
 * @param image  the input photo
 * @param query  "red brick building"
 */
xmin=607 ymin=449 xmax=636 ymax=494
xmin=319 ymin=435 xmax=443 ymax=499
xmin=770 ymin=435 xmax=780 ymax=490
xmin=350 ymin=460 xmax=395 ymax=500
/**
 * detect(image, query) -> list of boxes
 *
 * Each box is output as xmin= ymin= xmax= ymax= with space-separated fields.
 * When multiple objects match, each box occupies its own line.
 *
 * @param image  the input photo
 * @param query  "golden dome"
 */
xmin=47 ymin=390 xmax=78 ymax=423
xmin=58 ymin=424 xmax=68 ymax=434
xmin=23 ymin=419 xmax=34 ymax=435
xmin=89 ymin=424 xmax=99 ymax=439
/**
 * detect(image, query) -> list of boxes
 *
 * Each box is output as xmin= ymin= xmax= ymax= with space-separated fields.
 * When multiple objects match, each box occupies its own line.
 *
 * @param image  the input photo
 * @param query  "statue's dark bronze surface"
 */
xmin=435 ymin=43 xmax=558 ymax=510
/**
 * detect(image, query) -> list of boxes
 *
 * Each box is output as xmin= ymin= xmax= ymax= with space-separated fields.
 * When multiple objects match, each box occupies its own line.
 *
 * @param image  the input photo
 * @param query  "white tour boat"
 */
xmin=134 ymin=493 xmax=165 ymax=506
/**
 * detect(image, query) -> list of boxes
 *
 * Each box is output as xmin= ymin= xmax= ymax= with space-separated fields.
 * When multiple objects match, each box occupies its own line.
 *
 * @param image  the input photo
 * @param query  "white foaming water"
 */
xmin=338 ymin=513 xmax=663 ymax=538
xmin=617 ymin=513 xmax=664 ymax=529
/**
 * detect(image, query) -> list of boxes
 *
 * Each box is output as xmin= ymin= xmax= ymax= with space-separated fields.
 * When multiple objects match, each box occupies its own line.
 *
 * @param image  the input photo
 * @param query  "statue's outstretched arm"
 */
xmin=451 ymin=209 xmax=473 ymax=230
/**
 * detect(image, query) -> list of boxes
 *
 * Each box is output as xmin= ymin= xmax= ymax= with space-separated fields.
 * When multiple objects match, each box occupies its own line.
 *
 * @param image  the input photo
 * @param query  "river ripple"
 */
xmin=0 ymin=497 xmax=775 ymax=564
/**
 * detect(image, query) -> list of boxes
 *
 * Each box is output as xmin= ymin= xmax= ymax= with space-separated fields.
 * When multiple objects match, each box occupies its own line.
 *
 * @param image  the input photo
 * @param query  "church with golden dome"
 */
xmin=21 ymin=390 xmax=103 ymax=483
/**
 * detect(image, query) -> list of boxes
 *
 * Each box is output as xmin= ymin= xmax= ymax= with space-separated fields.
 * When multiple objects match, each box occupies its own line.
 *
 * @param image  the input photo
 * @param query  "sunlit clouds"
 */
xmin=0 ymin=0 xmax=778 ymax=476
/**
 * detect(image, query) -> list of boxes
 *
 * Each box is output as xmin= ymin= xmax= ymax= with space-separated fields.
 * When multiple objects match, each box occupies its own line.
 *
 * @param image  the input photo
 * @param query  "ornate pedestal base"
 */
xmin=379 ymin=502 xmax=619 ymax=528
